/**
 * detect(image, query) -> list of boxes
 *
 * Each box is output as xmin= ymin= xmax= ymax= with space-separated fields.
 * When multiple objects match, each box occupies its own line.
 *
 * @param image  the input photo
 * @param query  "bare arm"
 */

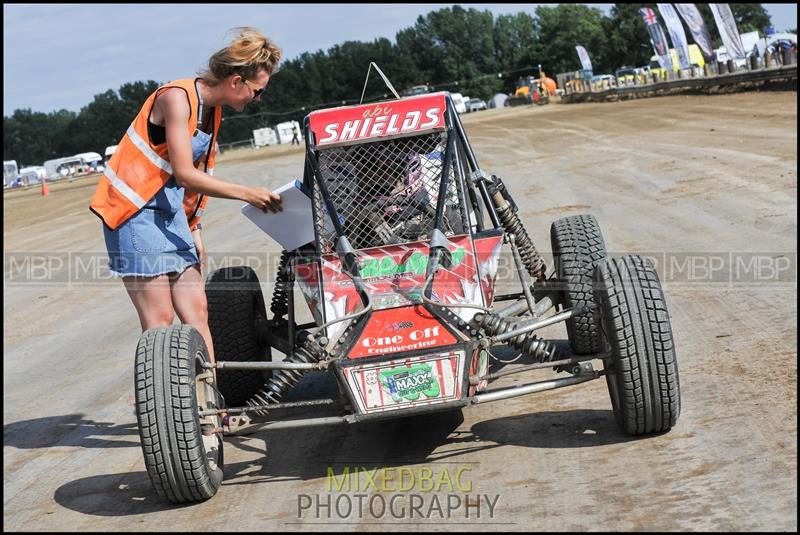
xmin=159 ymin=89 xmax=281 ymax=212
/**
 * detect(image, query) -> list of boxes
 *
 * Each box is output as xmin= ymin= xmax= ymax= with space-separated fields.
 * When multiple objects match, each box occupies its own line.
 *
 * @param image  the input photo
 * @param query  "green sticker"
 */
xmin=379 ymin=363 xmax=440 ymax=402
xmin=360 ymin=248 xmax=466 ymax=279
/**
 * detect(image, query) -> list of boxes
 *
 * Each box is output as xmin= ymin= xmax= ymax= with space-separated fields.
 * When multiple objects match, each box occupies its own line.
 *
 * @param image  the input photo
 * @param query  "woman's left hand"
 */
xmin=192 ymin=228 xmax=206 ymax=271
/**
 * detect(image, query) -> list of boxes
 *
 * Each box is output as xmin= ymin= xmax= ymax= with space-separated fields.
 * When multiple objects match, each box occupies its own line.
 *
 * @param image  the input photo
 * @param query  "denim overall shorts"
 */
xmin=103 ymin=109 xmax=212 ymax=277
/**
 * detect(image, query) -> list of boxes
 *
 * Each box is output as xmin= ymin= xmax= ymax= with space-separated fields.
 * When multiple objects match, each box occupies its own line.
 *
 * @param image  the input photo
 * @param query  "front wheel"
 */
xmin=134 ymin=325 xmax=224 ymax=503
xmin=594 ymin=256 xmax=681 ymax=436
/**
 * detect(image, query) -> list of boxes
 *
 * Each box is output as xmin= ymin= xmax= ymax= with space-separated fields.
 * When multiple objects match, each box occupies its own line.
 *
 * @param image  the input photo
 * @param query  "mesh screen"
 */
xmin=312 ymin=132 xmax=468 ymax=253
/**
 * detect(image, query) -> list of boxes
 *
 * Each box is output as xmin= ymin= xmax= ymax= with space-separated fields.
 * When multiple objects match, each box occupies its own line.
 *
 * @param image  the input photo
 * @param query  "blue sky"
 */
xmin=3 ymin=3 xmax=797 ymax=116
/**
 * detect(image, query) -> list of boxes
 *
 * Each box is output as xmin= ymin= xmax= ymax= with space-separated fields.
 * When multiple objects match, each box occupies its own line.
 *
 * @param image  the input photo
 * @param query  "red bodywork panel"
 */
xmin=293 ymin=234 xmax=503 ymax=355
xmin=349 ymin=306 xmax=458 ymax=359
xmin=308 ymin=93 xmax=447 ymax=148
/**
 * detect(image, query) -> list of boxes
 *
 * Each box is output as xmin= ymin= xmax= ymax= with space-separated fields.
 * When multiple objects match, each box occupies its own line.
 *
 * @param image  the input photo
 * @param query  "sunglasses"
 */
xmin=242 ymin=78 xmax=267 ymax=98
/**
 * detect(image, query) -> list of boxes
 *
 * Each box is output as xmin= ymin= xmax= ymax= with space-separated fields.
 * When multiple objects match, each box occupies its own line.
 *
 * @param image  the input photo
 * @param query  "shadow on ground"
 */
xmin=4 ymin=414 xmax=139 ymax=449
xmin=53 ymin=406 xmax=631 ymax=517
xmin=51 ymin=344 xmax=631 ymax=516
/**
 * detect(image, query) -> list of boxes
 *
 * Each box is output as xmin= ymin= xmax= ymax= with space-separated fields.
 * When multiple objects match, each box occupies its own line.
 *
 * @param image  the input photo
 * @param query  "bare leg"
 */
xmin=170 ymin=265 xmax=229 ymax=426
xmin=123 ymin=274 xmax=175 ymax=330
xmin=170 ymin=265 xmax=215 ymax=363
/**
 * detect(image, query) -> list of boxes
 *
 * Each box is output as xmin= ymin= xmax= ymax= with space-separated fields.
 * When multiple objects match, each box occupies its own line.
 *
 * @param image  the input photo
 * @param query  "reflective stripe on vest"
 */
xmin=126 ymin=125 xmax=173 ymax=175
xmin=104 ymin=165 xmax=147 ymax=209
xmin=89 ymin=78 xmax=221 ymax=230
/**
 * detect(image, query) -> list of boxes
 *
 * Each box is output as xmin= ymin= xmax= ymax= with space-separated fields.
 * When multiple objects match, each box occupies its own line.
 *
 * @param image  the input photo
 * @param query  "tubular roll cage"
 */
xmin=203 ymin=95 xmax=610 ymax=431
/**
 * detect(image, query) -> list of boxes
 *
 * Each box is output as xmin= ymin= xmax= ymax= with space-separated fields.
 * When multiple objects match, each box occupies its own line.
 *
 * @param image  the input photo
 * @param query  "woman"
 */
xmin=90 ymin=27 xmax=282 ymax=367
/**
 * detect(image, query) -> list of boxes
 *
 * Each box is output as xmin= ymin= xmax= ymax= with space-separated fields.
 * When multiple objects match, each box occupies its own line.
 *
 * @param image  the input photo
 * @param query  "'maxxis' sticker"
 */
xmin=380 ymin=363 xmax=441 ymax=402
xmin=344 ymin=350 xmax=465 ymax=414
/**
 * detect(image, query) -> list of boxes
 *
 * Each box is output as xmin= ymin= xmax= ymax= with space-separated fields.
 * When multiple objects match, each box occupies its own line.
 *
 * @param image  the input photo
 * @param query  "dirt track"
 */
xmin=3 ymin=92 xmax=797 ymax=531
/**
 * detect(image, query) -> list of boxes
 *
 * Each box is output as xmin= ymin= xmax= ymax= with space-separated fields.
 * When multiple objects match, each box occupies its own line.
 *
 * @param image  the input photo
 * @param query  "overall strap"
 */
xmin=194 ymin=79 xmax=204 ymax=129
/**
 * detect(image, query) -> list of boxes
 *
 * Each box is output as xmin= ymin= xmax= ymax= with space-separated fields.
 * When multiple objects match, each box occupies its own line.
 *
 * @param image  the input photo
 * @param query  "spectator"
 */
xmin=89 ymin=27 xmax=283 ymax=381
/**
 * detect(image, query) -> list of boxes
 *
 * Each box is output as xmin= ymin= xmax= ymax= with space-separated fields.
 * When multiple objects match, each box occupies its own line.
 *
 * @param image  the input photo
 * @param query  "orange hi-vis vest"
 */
xmin=90 ymin=78 xmax=221 ymax=231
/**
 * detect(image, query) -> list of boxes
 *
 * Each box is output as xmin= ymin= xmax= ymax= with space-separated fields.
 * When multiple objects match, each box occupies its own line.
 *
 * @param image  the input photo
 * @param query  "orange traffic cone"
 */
xmin=40 ymin=177 xmax=49 ymax=196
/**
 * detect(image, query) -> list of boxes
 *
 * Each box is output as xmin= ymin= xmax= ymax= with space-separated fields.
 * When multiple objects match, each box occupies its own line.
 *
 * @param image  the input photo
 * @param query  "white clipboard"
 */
xmin=241 ymin=180 xmax=315 ymax=251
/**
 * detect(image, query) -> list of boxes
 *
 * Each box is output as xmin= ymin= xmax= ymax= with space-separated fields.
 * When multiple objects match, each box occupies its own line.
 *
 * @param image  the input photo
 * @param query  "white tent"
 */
xmin=488 ymin=93 xmax=508 ymax=109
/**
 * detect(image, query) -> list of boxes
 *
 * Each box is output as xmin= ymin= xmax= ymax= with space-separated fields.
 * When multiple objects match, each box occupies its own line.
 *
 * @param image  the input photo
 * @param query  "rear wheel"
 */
xmin=550 ymin=214 xmax=607 ymax=354
xmin=206 ymin=266 xmax=271 ymax=408
xmin=135 ymin=325 xmax=223 ymax=503
xmin=594 ymin=256 xmax=681 ymax=435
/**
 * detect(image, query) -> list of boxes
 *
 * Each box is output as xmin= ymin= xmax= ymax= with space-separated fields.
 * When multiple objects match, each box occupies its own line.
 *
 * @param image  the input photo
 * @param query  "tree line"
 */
xmin=4 ymin=4 xmax=774 ymax=166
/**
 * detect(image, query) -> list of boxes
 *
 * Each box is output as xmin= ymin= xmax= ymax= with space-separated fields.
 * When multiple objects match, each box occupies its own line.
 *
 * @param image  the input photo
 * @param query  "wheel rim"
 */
xmin=195 ymin=352 xmax=222 ymax=472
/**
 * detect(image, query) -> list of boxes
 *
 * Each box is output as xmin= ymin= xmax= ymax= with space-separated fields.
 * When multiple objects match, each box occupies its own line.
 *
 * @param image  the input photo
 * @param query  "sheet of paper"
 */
xmin=241 ymin=180 xmax=315 ymax=251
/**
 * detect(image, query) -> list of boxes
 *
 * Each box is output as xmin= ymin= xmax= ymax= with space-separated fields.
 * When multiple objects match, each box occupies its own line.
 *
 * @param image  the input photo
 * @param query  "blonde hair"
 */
xmin=200 ymin=27 xmax=282 ymax=84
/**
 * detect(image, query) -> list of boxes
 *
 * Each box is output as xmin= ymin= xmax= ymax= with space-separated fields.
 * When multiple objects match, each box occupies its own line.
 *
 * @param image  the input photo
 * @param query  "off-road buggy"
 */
xmin=134 ymin=91 xmax=681 ymax=503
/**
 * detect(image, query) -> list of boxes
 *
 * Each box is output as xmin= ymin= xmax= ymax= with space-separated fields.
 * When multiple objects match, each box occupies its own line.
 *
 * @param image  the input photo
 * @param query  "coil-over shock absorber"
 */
xmin=471 ymin=312 xmax=559 ymax=363
xmin=270 ymin=250 xmax=293 ymax=320
xmin=246 ymin=336 xmax=325 ymax=416
xmin=488 ymin=176 xmax=547 ymax=282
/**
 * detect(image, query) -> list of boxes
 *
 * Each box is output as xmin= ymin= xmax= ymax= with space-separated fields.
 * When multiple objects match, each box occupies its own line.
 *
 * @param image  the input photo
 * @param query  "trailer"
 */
xmin=18 ymin=166 xmax=47 ymax=185
xmin=275 ymin=120 xmax=301 ymax=145
xmin=253 ymin=127 xmax=278 ymax=148
xmin=43 ymin=156 xmax=84 ymax=180
xmin=3 ymin=160 xmax=19 ymax=188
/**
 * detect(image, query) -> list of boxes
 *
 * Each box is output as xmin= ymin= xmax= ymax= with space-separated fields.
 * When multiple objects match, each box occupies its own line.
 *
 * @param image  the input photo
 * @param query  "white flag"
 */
xmin=575 ymin=45 xmax=593 ymax=72
xmin=675 ymin=3 xmax=714 ymax=59
xmin=658 ymin=3 xmax=692 ymax=69
xmin=709 ymin=4 xmax=746 ymax=61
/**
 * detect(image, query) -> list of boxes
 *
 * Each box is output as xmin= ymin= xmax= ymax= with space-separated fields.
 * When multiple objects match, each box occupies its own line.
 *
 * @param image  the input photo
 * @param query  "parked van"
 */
xmin=467 ymin=98 xmax=487 ymax=112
